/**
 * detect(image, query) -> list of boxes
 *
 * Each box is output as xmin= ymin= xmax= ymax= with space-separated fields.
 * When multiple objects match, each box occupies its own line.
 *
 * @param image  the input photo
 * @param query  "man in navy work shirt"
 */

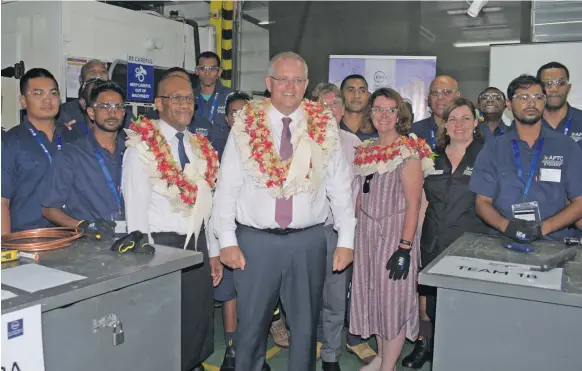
xmin=1 ymin=68 xmax=79 ymax=234
xmin=340 ymin=74 xmax=377 ymax=142
xmin=537 ymin=61 xmax=582 ymax=142
xmin=41 ymin=82 xmax=127 ymax=239
xmin=477 ymin=87 xmax=512 ymax=142
xmin=193 ymin=51 xmax=233 ymax=158
xmin=470 ymin=74 xmax=582 ymax=242
xmin=412 ymin=75 xmax=460 ymax=150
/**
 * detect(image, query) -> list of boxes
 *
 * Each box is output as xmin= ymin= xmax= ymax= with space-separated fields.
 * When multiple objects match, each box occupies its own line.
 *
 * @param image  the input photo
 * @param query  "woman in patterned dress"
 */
xmin=350 ymin=88 xmax=434 ymax=371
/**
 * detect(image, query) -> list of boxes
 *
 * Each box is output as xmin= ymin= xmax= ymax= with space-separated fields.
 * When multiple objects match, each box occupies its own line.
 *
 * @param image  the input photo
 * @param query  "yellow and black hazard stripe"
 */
xmin=221 ymin=1 xmax=234 ymax=88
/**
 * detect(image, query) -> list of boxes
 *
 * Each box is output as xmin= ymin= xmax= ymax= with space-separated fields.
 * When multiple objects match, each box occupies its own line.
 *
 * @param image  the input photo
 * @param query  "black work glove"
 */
xmin=110 ymin=231 xmax=155 ymax=255
xmin=77 ymin=219 xmax=116 ymax=240
xmin=504 ymin=219 xmax=542 ymax=243
xmin=386 ymin=247 xmax=411 ymax=280
xmin=135 ymin=233 xmax=156 ymax=254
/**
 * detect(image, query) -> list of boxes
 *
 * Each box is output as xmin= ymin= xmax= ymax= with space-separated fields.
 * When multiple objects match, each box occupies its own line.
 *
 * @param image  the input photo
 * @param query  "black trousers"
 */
xmin=151 ymin=231 xmax=214 ymax=371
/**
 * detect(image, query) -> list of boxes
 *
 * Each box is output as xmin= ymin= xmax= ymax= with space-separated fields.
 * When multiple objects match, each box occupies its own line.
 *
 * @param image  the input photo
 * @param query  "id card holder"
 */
xmin=511 ymin=201 xmax=541 ymax=223
xmin=112 ymin=209 xmax=127 ymax=235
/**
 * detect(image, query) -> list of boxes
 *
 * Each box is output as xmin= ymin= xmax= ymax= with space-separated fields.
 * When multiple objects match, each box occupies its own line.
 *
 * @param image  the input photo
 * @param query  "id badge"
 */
xmin=112 ymin=209 xmax=127 ymax=234
xmin=511 ymin=201 xmax=541 ymax=223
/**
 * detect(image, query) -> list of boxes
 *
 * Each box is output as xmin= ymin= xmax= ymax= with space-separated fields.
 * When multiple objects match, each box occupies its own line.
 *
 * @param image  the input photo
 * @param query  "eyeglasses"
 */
xmin=26 ymin=89 xmax=60 ymax=99
xmin=371 ymin=107 xmax=398 ymax=114
xmin=322 ymin=100 xmax=343 ymax=109
xmin=158 ymin=95 xmax=195 ymax=104
xmin=196 ymin=66 xmax=220 ymax=72
xmin=478 ymin=93 xmax=504 ymax=101
xmin=541 ymin=79 xmax=569 ymax=89
xmin=269 ymin=76 xmax=307 ymax=86
xmin=512 ymin=93 xmax=546 ymax=103
xmin=429 ymin=88 xmax=458 ymax=97
xmin=94 ymin=103 xmax=126 ymax=112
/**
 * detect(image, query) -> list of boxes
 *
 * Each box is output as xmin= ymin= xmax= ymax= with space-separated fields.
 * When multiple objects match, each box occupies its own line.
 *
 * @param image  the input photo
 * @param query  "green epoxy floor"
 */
xmin=204 ymin=308 xmax=432 ymax=371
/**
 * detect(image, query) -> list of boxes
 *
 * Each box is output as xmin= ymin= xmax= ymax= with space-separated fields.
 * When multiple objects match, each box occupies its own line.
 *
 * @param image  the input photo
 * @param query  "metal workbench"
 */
xmin=419 ymin=233 xmax=582 ymax=371
xmin=1 ymin=238 xmax=202 ymax=371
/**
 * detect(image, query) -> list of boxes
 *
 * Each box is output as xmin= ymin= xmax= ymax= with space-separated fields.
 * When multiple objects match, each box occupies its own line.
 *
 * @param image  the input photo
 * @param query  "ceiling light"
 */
xmin=447 ymin=6 xmax=502 ymax=15
xmin=258 ymin=20 xmax=275 ymax=25
xmin=453 ymin=39 xmax=520 ymax=48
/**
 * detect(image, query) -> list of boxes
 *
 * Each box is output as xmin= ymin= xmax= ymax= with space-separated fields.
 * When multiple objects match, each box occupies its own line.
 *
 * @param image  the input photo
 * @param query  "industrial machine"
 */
xmin=1 ymin=0 xmax=215 ymax=129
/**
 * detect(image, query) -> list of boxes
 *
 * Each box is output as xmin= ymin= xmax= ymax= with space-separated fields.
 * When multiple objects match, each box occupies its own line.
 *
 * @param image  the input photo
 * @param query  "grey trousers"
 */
xmin=317 ymin=225 xmax=348 ymax=362
xmin=234 ymin=224 xmax=327 ymax=371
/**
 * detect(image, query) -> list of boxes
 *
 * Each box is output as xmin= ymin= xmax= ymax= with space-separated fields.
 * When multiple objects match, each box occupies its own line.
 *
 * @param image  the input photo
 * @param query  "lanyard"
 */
xmin=197 ymin=93 xmax=219 ymax=122
xmin=495 ymin=126 xmax=504 ymax=137
xmin=28 ymin=128 xmax=61 ymax=163
xmin=512 ymin=138 xmax=544 ymax=201
xmin=429 ymin=126 xmax=436 ymax=150
xmin=94 ymin=149 xmax=122 ymax=209
xmin=80 ymin=121 xmax=89 ymax=136
xmin=563 ymin=117 xmax=572 ymax=137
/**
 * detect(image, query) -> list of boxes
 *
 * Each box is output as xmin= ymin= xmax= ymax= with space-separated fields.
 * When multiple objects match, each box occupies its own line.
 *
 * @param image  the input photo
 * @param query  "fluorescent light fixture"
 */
xmin=258 ymin=20 xmax=275 ymax=25
xmin=536 ymin=20 xmax=582 ymax=26
xmin=453 ymin=39 xmax=520 ymax=48
xmin=467 ymin=0 xmax=489 ymax=17
xmin=447 ymin=6 xmax=501 ymax=15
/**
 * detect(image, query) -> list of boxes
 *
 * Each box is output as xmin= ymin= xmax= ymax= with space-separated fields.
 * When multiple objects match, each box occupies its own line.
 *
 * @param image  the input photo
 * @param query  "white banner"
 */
xmin=1 ymin=304 xmax=45 ymax=371
xmin=428 ymin=256 xmax=563 ymax=291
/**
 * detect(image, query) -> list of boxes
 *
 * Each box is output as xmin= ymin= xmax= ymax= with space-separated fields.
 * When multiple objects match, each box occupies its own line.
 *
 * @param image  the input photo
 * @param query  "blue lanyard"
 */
xmin=80 ymin=121 xmax=89 ymax=136
xmin=94 ymin=149 xmax=122 ymax=209
xmin=28 ymin=127 xmax=61 ymax=163
xmin=495 ymin=126 xmax=504 ymax=137
xmin=563 ymin=117 xmax=572 ymax=137
xmin=197 ymin=93 xmax=219 ymax=122
xmin=512 ymin=138 xmax=544 ymax=201
xmin=429 ymin=127 xmax=436 ymax=150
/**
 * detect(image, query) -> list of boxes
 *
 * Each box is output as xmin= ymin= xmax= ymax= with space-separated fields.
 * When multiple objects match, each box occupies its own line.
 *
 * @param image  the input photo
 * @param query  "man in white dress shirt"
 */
xmin=214 ymin=52 xmax=357 ymax=371
xmin=122 ymin=75 xmax=222 ymax=371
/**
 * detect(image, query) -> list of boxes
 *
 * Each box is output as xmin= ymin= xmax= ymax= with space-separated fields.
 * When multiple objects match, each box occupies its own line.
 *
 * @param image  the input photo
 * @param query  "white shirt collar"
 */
xmin=268 ymin=103 xmax=303 ymax=127
xmin=158 ymin=119 xmax=188 ymax=140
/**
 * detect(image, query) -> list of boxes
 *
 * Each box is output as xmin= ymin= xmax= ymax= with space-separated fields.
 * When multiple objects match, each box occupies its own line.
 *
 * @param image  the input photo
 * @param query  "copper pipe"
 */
xmin=1 ymin=227 xmax=83 ymax=252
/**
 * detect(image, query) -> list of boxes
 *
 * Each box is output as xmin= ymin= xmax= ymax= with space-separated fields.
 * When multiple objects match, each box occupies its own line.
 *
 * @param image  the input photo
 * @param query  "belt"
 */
xmin=236 ymin=221 xmax=323 ymax=235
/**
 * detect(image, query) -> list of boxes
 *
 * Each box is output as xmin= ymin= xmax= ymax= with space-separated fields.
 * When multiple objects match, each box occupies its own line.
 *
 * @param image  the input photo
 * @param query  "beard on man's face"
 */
xmin=95 ymin=118 xmax=123 ymax=133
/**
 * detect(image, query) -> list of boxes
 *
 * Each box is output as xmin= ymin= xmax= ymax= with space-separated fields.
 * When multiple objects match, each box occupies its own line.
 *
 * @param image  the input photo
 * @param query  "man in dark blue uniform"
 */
xmin=470 ymin=74 xmax=582 ymax=242
xmin=340 ymin=74 xmax=377 ymax=142
xmin=193 ymin=51 xmax=233 ymax=159
xmin=411 ymin=75 xmax=460 ymax=150
xmin=41 ymin=82 xmax=127 ymax=239
xmin=537 ymin=62 xmax=582 ymax=143
xmin=477 ymin=87 xmax=512 ymax=142
xmin=1 ymin=68 xmax=79 ymax=234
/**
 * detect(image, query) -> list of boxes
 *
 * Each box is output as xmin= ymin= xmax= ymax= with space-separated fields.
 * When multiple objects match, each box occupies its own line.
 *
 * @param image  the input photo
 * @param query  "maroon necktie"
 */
xmin=275 ymin=117 xmax=293 ymax=228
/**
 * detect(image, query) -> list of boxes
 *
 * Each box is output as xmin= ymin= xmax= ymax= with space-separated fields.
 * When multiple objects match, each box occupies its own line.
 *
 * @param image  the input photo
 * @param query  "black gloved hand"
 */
xmin=386 ymin=247 xmax=411 ymax=280
xmin=134 ymin=233 xmax=156 ymax=254
xmin=504 ymin=219 xmax=542 ymax=243
xmin=111 ymin=231 xmax=143 ymax=253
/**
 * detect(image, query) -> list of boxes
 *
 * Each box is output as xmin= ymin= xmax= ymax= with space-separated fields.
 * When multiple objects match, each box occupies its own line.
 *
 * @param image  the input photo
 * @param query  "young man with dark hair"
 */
xmin=340 ymin=74 xmax=377 ymax=141
xmin=41 ymin=82 xmax=127 ymax=238
xmin=536 ymin=61 xmax=582 ymax=142
xmin=477 ymin=86 xmax=511 ymax=142
xmin=225 ymin=91 xmax=251 ymax=127
xmin=193 ymin=51 xmax=233 ymax=158
xmin=471 ymin=74 xmax=582 ymax=243
xmin=2 ymin=68 xmax=79 ymax=234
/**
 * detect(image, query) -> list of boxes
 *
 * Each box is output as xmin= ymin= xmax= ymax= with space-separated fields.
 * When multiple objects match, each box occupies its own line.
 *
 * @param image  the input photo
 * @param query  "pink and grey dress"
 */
xmin=349 ymin=161 xmax=420 ymax=341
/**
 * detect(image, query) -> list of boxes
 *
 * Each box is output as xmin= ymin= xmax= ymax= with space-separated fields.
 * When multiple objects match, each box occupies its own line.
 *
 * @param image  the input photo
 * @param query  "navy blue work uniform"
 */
xmin=1 ymin=116 xmax=80 ymax=232
xmin=411 ymin=115 xmax=438 ymax=150
xmin=58 ymin=99 xmax=134 ymax=138
xmin=479 ymin=120 xmax=512 ymax=143
xmin=192 ymin=82 xmax=233 ymax=159
xmin=41 ymin=131 xmax=125 ymax=223
xmin=339 ymin=120 xmax=378 ymax=141
xmin=470 ymin=125 xmax=582 ymax=240
xmin=542 ymin=104 xmax=582 ymax=143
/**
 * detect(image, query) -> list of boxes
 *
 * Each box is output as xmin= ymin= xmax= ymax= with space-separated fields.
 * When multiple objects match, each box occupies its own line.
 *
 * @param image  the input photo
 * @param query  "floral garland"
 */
xmin=125 ymin=116 xmax=219 ymax=207
xmin=353 ymin=133 xmax=436 ymax=177
xmin=231 ymin=98 xmax=338 ymax=198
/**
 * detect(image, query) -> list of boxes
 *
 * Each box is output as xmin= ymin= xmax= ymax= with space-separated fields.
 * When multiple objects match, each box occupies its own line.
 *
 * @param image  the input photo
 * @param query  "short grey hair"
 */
xmin=267 ymin=51 xmax=308 ymax=78
xmin=311 ymin=83 xmax=342 ymax=102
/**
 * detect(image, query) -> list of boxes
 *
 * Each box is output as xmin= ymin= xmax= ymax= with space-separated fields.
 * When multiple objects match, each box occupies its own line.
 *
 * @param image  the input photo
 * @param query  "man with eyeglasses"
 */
xmin=537 ymin=61 xmax=582 ymax=142
xmin=214 ymin=51 xmax=356 ymax=371
xmin=41 ymin=81 xmax=127 ymax=239
xmin=477 ymin=87 xmax=512 ymax=143
xmin=411 ymin=75 xmax=460 ymax=150
xmin=193 ymin=51 xmax=233 ymax=159
xmin=340 ymin=74 xmax=378 ymax=142
xmin=123 ymin=74 xmax=222 ymax=371
xmin=470 ymin=74 xmax=582 ymax=243
xmin=310 ymin=83 xmax=360 ymax=371
xmin=2 ymin=68 xmax=79 ymax=235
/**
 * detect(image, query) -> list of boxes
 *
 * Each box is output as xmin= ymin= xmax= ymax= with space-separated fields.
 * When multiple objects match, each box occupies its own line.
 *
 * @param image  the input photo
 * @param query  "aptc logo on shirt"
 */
xmin=7 ymin=319 xmax=23 ymax=339
xmin=570 ymin=132 xmax=582 ymax=142
xmin=217 ymin=105 xmax=226 ymax=114
xmin=463 ymin=166 xmax=473 ymax=176
xmin=195 ymin=127 xmax=209 ymax=137
xmin=542 ymin=155 xmax=564 ymax=168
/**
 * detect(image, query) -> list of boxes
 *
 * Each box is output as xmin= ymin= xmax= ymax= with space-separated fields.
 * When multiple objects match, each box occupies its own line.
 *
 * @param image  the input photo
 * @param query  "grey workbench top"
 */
xmin=1 ymin=238 xmax=202 ymax=314
xmin=419 ymin=233 xmax=582 ymax=307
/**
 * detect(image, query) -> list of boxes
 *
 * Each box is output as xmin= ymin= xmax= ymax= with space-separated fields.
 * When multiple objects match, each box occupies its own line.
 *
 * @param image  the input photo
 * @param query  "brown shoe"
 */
xmin=346 ymin=343 xmax=377 ymax=364
xmin=270 ymin=318 xmax=289 ymax=348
